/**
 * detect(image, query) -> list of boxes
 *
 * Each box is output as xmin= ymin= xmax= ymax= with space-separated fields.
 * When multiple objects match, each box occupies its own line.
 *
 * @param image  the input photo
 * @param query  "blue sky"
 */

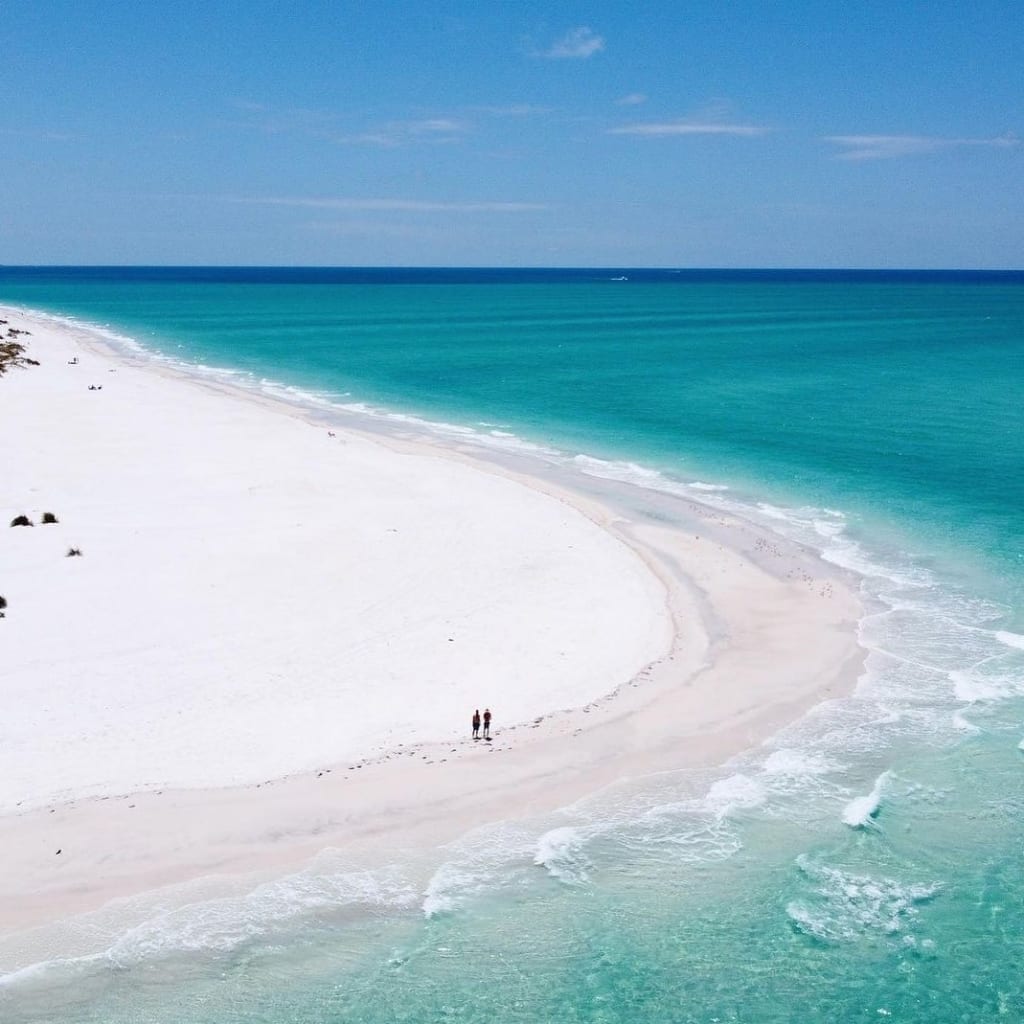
xmin=3 ymin=1 xmax=1021 ymax=267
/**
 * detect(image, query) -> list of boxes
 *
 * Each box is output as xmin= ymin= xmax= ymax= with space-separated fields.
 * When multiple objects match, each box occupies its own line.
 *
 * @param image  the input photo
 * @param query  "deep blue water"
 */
xmin=1 ymin=267 xmax=1022 ymax=1022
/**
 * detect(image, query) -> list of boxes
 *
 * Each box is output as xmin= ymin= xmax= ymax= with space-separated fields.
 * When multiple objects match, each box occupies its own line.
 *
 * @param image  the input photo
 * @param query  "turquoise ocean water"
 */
xmin=1 ymin=268 xmax=1022 ymax=1022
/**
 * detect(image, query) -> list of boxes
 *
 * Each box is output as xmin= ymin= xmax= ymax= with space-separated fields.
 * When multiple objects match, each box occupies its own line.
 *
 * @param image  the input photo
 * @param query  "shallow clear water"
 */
xmin=1 ymin=267 xmax=1022 ymax=1022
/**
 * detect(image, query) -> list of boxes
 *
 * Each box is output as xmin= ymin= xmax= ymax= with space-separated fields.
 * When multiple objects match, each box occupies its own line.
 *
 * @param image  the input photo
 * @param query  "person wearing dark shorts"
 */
xmin=483 ymin=708 xmax=492 ymax=740
xmin=472 ymin=709 xmax=481 ymax=739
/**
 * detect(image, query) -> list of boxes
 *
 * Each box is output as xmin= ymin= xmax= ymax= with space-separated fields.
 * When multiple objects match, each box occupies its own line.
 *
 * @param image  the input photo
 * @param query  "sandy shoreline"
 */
xmin=0 ymin=305 xmax=864 ymax=964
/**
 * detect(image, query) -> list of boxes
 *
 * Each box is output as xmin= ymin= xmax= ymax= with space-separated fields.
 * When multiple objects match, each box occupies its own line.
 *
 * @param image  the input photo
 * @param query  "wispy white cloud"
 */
xmin=609 ymin=120 xmax=769 ymax=137
xmin=335 ymin=117 xmax=471 ymax=146
xmin=229 ymin=99 xmax=553 ymax=147
xmin=0 ymin=126 xmax=77 ymax=141
xmin=541 ymin=27 xmax=605 ymax=59
xmin=227 ymin=196 xmax=549 ymax=213
xmin=473 ymin=103 xmax=551 ymax=117
xmin=337 ymin=132 xmax=400 ymax=147
xmin=824 ymin=132 xmax=1019 ymax=160
xmin=226 ymin=101 xmax=471 ymax=147
xmin=318 ymin=117 xmax=466 ymax=147
xmin=406 ymin=118 xmax=467 ymax=135
xmin=615 ymin=93 xmax=647 ymax=107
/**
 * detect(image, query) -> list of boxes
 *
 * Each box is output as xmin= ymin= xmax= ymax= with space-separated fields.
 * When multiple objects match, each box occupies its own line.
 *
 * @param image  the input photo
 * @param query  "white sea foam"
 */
xmin=949 ymin=664 xmax=1024 ymax=703
xmin=421 ymin=863 xmax=476 ymax=919
xmin=618 ymin=796 xmax=744 ymax=862
xmin=746 ymin=499 xmax=933 ymax=591
xmin=533 ymin=826 xmax=592 ymax=885
xmin=996 ymin=630 xmax=1024 ymax=651
xmin=4 ymin=304 xmax=153 ymax=360
xmin=0 ymin=955 xmax=102 ymax=991
xmin=752 ymin=748 xmax=846 ymax=804
xmin=0 ymin=863 xmax=418 ymax=991
xmin=872 ymin=704 xmax=903 ymax=726
xmin=787 ymin=856 xmax=939 ymax=943
xmin=573 ymin=454 xmax=670 ymax=487
xmin=333 ymin=403 xmax=563 ymax=458
xmin=421 ymin=823 xmax=536 ymax=918
xmin=258 ymin=380 xmax=339 ymax=410
xmin=951 ymin=711 xmax=980 ymax=733
xmin=117 ymin=866 xmax=417 ymax=963
xmin=421 ymin=848 xmax=523 ymax=919
xmin=703 ymin=774 xmax=767 ymax=820
xmin=753 ymin=502 xmax=795 ymax=522
xmin=812 ymin=517 xmax=846 ymax=539
xmin=762 ymin=748 xmax=835 ymax=777
xmin=842 ymin=770 xmax=892 ymax=828
xmin=821 ymin=534 xmax=932 ymax=588
xmin=571 ymin=457 xmax=738 ymax=507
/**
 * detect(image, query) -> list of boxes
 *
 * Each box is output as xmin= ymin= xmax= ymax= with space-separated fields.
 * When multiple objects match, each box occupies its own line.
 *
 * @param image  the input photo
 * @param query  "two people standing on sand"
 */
xmin=471 ymin=708 xmax=492 ymax=741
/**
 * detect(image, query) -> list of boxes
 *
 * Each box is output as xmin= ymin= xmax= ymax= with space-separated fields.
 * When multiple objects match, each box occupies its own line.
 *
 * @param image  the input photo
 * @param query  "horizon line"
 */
xmin=2 ymin=264 xmax=1023 ymax=274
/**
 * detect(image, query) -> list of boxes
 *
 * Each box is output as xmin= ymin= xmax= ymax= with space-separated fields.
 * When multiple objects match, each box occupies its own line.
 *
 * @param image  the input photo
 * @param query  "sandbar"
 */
xmin=0 ymin=305 xmax=864 ymax=967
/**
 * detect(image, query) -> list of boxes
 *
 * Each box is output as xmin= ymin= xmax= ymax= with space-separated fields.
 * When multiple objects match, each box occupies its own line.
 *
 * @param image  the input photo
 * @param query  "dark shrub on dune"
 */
xmin=0 ymin=340 xmax=30 ymax=376
xmin=67 ymin=547 xmax=83 ymax=557
xmin=42 ymin=512 xmax=59 ymax=524
xmin=0 ymin=595 xmax=7 ymax=609
xmin=10 ymin=515 xmax=33 ymax=527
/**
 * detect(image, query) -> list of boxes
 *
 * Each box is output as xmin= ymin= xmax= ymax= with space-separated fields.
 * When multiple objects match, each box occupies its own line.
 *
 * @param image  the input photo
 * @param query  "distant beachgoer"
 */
xmin=472 ymin=709 xmax=481 ymax=739
xmin=483 ymin=708 xmax=492 ymax=740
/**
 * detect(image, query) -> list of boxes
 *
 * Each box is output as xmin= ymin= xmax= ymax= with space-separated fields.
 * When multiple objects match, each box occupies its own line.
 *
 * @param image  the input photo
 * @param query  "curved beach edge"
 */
xmin=0 ymin=305 xmax=864 ymax=953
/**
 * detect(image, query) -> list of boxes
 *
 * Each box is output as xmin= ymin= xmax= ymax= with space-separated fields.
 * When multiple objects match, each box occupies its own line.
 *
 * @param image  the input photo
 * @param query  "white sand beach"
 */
xmin=0 ymin=306 xmax=864 ymax=953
